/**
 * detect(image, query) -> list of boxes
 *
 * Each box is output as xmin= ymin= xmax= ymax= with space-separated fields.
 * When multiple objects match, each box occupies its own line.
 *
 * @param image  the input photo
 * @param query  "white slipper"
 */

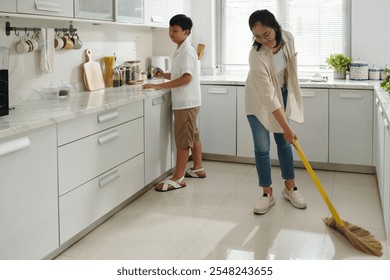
xmin=185 ymin=167 xmax=206 ymax=178
xmin=155 ymin=176 xmax=186 ymax=192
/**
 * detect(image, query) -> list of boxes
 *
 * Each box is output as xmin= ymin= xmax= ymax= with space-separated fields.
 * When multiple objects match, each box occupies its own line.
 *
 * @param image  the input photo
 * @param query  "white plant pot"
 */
xmin=333 ymin=70 xmax=346 ymax=79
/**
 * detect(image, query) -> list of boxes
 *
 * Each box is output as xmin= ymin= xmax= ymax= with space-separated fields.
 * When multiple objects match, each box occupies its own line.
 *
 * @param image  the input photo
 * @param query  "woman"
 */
xmin=245 ymin=9 xmax=306 ymax=214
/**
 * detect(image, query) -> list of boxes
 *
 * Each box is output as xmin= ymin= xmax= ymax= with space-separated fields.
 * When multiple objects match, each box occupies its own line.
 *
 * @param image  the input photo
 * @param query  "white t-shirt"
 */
xmin=170 ymin=38 xmax=201 ymax=110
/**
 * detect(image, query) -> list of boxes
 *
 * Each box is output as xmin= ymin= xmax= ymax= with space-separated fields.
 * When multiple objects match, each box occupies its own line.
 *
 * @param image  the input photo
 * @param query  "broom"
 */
xmin=293 ymin=139 xmax=383 ymax=257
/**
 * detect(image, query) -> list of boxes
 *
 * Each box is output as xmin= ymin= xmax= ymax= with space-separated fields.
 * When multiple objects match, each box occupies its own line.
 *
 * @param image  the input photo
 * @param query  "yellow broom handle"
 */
xmin=293 ymin=139 xmax=345 ymax=227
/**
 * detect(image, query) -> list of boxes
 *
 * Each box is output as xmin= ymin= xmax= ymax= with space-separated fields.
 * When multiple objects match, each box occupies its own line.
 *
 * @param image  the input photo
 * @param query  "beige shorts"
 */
xmin=174 ymin=107 xmax=200 ymax=149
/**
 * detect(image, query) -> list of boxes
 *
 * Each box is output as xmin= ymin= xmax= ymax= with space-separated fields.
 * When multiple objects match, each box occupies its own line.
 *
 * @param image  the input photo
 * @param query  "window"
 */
xmin=216 ymin=0 xmax=351 ymax=73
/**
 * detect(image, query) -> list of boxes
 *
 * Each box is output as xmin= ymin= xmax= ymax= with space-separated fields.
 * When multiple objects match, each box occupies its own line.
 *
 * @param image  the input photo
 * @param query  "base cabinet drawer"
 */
xmin=59 ymin=153 xmax=144 ymax=244
xmin=58 ymin=117 xmax=144 ymax=195
xmin=58 ymin=101 xmax=143 ymax=146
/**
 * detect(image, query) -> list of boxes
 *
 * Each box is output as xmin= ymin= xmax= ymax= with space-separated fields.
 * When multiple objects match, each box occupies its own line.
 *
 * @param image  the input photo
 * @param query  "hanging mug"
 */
xmin=62 ymin=34 xmax=74 ymax=49
xmin=71 ymin=34 xmax=83 ymax=50
xmin=54 ymin=32 xmax=64 ymax=50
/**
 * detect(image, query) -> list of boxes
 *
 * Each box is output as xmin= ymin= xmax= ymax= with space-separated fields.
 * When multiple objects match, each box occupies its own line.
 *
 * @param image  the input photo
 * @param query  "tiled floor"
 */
xmin=56 ymin=160 xmax=389 ymax=260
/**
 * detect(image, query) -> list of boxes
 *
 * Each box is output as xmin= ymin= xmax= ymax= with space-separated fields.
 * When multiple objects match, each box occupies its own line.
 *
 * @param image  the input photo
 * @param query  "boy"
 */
xmin=142 ymin=14 xmax=206 ymax=191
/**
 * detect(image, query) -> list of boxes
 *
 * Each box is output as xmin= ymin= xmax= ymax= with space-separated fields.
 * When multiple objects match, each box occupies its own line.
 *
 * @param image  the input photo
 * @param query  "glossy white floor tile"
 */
xmin=56 ymin=161 xmax=390 ymax=260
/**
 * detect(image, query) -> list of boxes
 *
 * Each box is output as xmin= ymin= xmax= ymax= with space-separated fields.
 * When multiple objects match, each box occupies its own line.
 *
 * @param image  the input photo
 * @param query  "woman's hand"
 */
xmin=283 ymin=126 xmax=297 ymax=145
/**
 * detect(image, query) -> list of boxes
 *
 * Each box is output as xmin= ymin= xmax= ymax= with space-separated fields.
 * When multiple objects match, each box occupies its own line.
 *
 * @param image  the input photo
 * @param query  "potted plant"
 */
xmin=380 ymin=67 xmax=390 ymax=93
xmin=326 ymin=53 xmax=353 ymax=79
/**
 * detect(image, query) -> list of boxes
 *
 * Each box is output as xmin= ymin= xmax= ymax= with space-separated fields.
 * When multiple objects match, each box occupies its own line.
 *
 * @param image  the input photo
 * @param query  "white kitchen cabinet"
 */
xmin=116 ymin=0 xmax=144 ymax=23
xmin=0 ymin=126 xmax=58 ymax=259
xmin=58 ymin=118 xmax=144 ymax=195
xmin=200 ymin=85 xmax=236 ymax=155
xmin=290 ymin=88 xmax=329 ymax=163
xmin=144 ymin=93 xmax=172 ymax=185
xmin=75 ymin=0 xmax=114 ymax=21
xmin=329 ymin=89 xmax=373 ymax=166
xmin=17 ymin=0 xmax=73 ymax=17
xmin=375 ymin=98 xmax=385 ymax=206
xmin=145 ymin=0 xmax=168 ymax=26
xmin=60 ymin=154 xmax=144 ymax=244
xmin=144 ymin=0 xmax=182 ymax=27
xmin=238 ymin=87 xmax=328 ymax=163
xmin=57 ymin=101 xmax=145 ymax=244
xmin=0 ymin=1 xmax=16 ymax=13
xmin=383 ymin=115 xmax=390 ymax=243
xmin=237 ymin=86 xmax=253 ymax=157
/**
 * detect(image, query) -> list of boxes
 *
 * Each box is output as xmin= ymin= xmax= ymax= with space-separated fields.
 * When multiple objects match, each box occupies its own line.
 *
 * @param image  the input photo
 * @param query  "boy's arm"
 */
xmin=143 ymin=73 xmax=191 ymax=90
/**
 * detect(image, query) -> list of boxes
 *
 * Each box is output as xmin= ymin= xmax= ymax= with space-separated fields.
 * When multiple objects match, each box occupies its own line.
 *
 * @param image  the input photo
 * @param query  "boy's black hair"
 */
xmin=169 ymin=14 xmax=193 ymax=34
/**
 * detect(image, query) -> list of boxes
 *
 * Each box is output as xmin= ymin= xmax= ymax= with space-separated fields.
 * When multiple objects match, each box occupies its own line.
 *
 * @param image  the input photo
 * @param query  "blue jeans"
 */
xmin=247 ymin=86 xmax=295 ymax=187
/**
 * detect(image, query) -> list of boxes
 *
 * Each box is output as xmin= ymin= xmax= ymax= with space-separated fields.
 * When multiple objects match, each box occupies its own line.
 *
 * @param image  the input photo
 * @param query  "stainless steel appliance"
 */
xmin=0 ymin=47 xmax=9 ymax=117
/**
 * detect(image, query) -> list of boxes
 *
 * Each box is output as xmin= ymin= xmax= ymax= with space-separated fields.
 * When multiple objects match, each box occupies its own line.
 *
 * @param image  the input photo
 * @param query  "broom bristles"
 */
xmin=324 ymin=217 xmax=383 ymax=257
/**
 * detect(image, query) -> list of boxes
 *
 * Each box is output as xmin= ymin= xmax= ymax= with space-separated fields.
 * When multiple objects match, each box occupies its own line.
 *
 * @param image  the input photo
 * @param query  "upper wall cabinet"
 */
xmin=145 ymin=0 xmax=182 ymax=27
xmin=116 ymin=0 xmax=144 ymax=23
xmin=0 ymin=1 xmax=17 ymax=13
xmin=145 ymin=0 xmax=168 ymax=26
xmin=75 ymin=0 xmax=114 ymax=21
xmin=17 ymin=0 xmax=73 ymax=17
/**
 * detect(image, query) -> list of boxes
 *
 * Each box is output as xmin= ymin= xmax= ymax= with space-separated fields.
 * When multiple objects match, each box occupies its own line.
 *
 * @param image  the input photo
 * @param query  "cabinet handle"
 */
xmin=339 ymin=93 xmax=363 ymax=99
xmin=207 ymin=88 xmax=228 ymax=95
xmin=98 ymin=130 xmax=119 ymax=145
xmin=301 ymin=92 xmax=316 ymax=98
xmin=35 ymin=0 xmax=62 ymax=13
xmin=99 ymin=170 xmax=120 ymax=188
xmin=0 ymin=136 xmax=30 ymax=157
xmin=98 ymin=110 xmax=119 ymax=123
xmin=151 ymin=16 xmax=164 ymax=23
xmin=152 ymin=95 xmax=166 ymax=106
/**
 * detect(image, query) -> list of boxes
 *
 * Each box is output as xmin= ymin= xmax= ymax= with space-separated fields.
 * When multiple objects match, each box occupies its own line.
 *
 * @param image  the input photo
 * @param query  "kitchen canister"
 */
xmin=350 ymin=58 xmax=368 ymax=80
xmin=368 ymin=65 xmax=381 ymax=80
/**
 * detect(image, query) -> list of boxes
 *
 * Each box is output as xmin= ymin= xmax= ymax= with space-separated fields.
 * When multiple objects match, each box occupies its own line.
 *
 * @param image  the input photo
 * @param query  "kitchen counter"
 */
xmin=200 ymin=73 xmax=390 ymax=122
xmin=0 ymin=85 xmax=168 ymax=140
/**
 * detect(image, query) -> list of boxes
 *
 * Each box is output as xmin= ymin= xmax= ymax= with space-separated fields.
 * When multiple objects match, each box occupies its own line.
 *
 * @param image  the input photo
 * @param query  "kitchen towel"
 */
xmin=40 ymin=28 xmax=55 ymax=73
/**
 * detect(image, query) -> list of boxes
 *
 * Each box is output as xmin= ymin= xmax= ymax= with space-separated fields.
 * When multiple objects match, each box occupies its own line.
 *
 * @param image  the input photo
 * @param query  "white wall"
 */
xmin=0 ymin=17 xmax=153 ymax=105
xmin=352 ymin=0 xmax=390 ymax=67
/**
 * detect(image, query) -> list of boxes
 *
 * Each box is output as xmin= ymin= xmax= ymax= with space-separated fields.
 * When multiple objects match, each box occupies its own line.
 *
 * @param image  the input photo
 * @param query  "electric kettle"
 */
xmin=150 ymin=56 xmax=171 ymax=72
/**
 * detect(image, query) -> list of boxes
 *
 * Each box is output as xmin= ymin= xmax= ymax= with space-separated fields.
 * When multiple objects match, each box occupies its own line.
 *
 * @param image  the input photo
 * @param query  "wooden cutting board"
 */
xmin=83 ymin=49 xmax=105 ymax=91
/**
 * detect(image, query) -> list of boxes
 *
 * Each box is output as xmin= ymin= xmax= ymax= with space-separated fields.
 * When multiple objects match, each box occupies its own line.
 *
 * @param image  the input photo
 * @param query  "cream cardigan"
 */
xmin=245 ymin=30 xmax=304 ymax=133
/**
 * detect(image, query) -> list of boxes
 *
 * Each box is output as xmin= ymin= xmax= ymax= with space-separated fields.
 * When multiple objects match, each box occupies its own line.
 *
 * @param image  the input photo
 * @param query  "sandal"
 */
xmin=185 ymin=167 xmax=206 ymax=178
xmin=155 ymin=176 xmax=186 ymax=192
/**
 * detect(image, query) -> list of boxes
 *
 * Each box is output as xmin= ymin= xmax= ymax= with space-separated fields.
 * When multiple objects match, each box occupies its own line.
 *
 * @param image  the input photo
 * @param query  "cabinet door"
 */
xmin=0 ymin=1 xmax=16 ymax=13
xmin=144 ymin=94 xmax=172 ymax=185
xmin=290 ymin=88 xmax=328 ymax=163
xmin=17 ymin=0 xmax=73 ymax=17
xmin=329 ymin=89 xmax=373 ymax=165
xmin=383 ymin=116 xmax=390 ymax=238
xmin=145 ymin=0 xmax=168 ymax=26
xmin=0 ymin=126 xmax=58 ymax=259
xmin=116 ymin=0 xmax=144 ymax=23
xmin=166 ymin=0 xmax=183 ymax=19
xmin=375 ymin=98 xmax=385 ymax=206
xmin=200 ymin=85 xmax=236 ymax=156
xmin=237 ymin=86 xmax=253 ymax=157
xmin=75 ymin=0 xmax=114 ymax=20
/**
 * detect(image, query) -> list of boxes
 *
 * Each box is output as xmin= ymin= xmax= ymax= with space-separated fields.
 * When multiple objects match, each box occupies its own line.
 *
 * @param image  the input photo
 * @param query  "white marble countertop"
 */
xmin=0 ymin=85 xmax=168 ymax=140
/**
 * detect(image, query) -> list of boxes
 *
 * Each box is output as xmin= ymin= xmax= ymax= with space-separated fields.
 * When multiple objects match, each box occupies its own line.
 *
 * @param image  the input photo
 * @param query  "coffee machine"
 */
xmin=0 ymin=47 xmax=9 ymax=117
